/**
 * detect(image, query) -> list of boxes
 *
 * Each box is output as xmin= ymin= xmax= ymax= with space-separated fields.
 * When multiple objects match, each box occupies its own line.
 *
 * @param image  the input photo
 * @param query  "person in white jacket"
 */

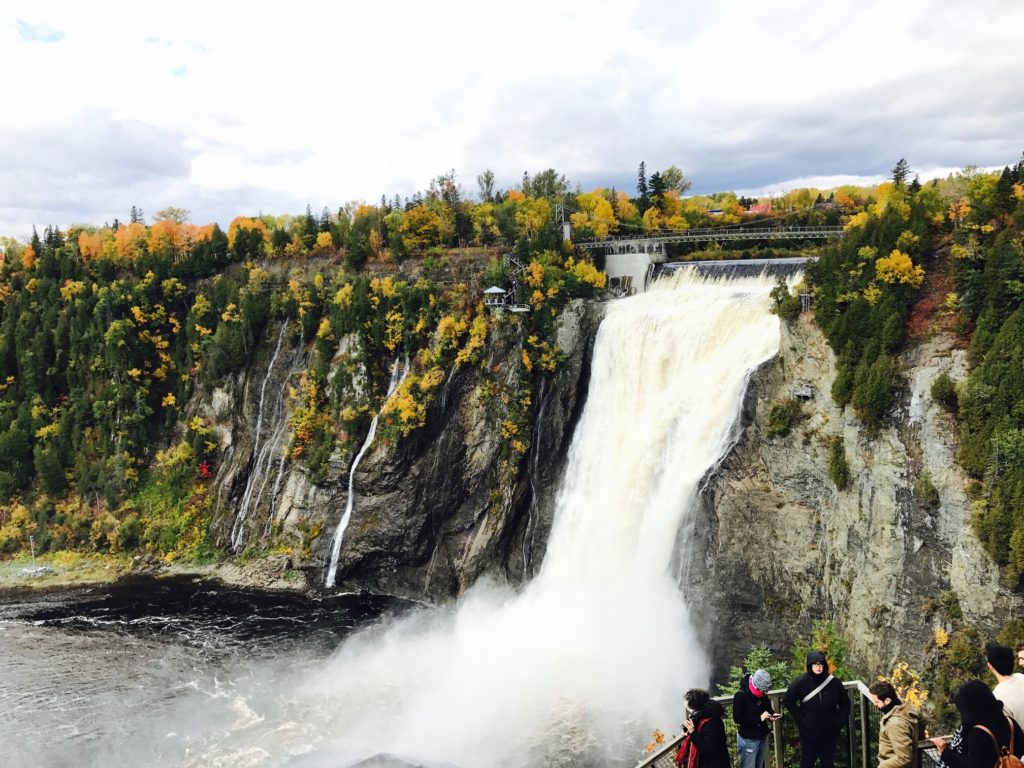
xmin=988 ymin=643 xmax=1024 ymax=728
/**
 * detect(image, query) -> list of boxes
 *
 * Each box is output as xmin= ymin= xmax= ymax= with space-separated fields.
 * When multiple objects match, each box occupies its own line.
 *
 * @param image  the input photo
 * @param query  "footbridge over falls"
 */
xmin=574 ymin=225 xmax=844 ymax=254
xmin=575 ymin=224 xmax=841 ymax=295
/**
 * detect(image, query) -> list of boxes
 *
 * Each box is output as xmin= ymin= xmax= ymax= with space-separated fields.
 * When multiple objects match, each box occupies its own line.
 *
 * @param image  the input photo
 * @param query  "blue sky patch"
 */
xmin=17 ymin=20 xmax=65 ymax=43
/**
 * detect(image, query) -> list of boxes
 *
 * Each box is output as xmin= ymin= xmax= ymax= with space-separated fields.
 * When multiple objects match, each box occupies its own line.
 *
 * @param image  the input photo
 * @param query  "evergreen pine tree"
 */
xmin=302 ymin=205 xmax=317 ymax=249
xmin=891 ymin=158 xmax=911 ymax=187
xmin=637 ymin=161 xmax=650 ymax=213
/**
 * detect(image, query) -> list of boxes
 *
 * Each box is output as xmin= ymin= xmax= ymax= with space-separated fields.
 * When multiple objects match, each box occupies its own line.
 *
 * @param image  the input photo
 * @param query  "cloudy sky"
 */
xmin=2 ymin=0 xmax=1021 ymax=237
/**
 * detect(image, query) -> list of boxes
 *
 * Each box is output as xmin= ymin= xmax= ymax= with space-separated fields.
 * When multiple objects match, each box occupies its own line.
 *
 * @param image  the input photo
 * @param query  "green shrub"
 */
xmin=770 ymin=282 xmax=801 ymax=321
xmin=930 ymin=372 xmax=958 ymax=413
xmin=766 ymin=399 xmax=805 ymax=437
xmin=827 ymin=435 xmax=850 ymax=490
xmin=851 ymin=355 xmax=896 ymax=431
xmin=916 ymin=472 xmax=940 ymax=511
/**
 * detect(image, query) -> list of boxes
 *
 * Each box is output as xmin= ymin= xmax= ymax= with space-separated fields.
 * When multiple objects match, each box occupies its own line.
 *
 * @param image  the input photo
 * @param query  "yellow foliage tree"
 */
xmin=642 ymin=207 xmax=663 ymax=231
xmin=875 ymin=249 xmax=925 ymax=287
xmin=401 ymin=205 xmax=454 ymax=251
xmin=514 ymin=198 xmax=551 ymax=240
xmin=615 ymin=190 xmax=638 ymax=221
xmin=570 ymin=190 xmax=618 ymax=239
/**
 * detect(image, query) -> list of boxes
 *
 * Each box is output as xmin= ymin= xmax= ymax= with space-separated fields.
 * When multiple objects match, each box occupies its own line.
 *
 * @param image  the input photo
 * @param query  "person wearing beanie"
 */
xmin=987 ymin=642 xmax=1024 ymax=728
xmin=782 ymin=650 xmax=851 ymax=768
xmin=932 ymin=679 xmax=1024 ymax=767
xmin=732 ymin=668 xmax=778 ymax=768
xmin=869 ymin=680 xmax=920 ymax=768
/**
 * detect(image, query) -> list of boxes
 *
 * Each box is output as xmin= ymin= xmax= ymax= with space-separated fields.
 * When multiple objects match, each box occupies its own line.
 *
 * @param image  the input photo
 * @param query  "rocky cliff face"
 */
xmin=686 ymin=312 xmax=1024 ymax=678
xmin=200 ymin=299 xmax=603 ymax=601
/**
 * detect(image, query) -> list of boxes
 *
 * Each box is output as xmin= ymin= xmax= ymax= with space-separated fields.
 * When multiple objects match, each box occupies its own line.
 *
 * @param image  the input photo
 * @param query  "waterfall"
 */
xmin=301 ymin=271 xmax=782 ymax=767
xmin=325 ymin=356 xmax=410 ymax=588
xmin=231 ymin=320 xmax=290 ymax=552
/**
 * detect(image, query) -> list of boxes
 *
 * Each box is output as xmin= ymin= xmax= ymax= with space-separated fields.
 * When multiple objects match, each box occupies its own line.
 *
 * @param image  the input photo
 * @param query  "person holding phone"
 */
xmin=733 ymin=668 xmax=777 ymax=768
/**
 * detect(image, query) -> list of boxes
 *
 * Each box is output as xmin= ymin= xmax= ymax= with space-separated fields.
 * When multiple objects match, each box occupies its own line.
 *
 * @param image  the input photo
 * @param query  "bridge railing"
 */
xmin=634 ymin=681 xmax=944 ymax=768
xmin=574 ymin=225 xmax=844 ymax=249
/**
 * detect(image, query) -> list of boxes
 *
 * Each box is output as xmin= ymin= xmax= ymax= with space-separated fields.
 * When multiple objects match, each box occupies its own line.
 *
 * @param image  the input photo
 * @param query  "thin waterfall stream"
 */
xmin=325 ymin=356 xmax=410 ymax=588
xmin=231 ymin=319 xmax=290 ymax=551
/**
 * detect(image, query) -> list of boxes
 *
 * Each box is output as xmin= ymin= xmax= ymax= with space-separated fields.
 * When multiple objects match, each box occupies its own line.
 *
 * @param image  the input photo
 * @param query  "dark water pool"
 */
xmin=0 ymin=576 xmax=403 ymax=767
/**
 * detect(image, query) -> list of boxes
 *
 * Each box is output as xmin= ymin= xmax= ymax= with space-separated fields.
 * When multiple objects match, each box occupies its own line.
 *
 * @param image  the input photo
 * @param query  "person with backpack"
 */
xmin=782 ymin=650 xmax=851 ymax=768
xmin=733 ymin=668 xmax=778 ymax=768
xmin=869 ymin=680 xmax=920 ymax=768
xmin=674 ymin=687 xmax=729 ymax=768
xmin=931 ymin=680 xmax=1024 ymax=767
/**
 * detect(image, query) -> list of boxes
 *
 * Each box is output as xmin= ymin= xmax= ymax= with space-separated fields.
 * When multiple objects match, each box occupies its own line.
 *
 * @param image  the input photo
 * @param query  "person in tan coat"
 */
xmin=869 ymin=681 xmax=919 ymax=768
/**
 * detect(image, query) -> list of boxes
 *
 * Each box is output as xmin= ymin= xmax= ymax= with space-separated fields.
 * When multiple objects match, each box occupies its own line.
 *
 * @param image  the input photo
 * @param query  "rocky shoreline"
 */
xmin=0 ymin=551 xmax=308 ymax=595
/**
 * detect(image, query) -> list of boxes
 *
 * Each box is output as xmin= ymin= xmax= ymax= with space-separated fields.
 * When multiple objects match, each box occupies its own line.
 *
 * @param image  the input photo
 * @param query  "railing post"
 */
xmin=848 ymin=706 xmax=855 ymax=767
xmin=771 ymin=693 xmax=784 ymax=768
xmin=860 ymin=692 xmax=869 ymax=768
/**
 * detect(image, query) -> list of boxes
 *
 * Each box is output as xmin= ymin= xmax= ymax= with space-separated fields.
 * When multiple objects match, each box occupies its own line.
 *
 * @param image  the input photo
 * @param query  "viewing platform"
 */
xmin=635 ymin=680 xmax=943 ymax=768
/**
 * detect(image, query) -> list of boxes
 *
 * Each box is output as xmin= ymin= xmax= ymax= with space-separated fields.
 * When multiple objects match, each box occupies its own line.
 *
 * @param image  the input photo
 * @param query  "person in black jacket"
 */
xmin=677 ymin=688 xmax=729 ymax=768
xmin=733 ymin=668 xmax=777 ymax=768
xmin=932 ymin=679 xmax=1024 ymax=768
xmin=782 ymin=650 xmax=851 ymax=768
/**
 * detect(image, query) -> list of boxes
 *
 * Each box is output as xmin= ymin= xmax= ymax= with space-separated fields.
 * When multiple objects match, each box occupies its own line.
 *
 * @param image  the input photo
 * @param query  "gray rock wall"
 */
xmin=688 ymin=313 xmax=1023 ymax=678
xmin=202 ymin=300 xmax=603 ymax=601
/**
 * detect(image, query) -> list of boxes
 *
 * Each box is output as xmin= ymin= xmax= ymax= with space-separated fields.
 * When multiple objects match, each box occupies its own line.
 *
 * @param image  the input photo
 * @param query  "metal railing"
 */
xmin=574 ymin=226 xmax=845 ymax=250
xmin=635 ymin=681 xmax=945 ymax=768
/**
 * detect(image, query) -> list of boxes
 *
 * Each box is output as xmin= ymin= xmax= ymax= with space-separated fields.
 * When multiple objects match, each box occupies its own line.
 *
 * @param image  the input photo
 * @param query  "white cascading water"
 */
xmin=325 ymin=356 xmax=411 ymax=588
xmin=232 ymin=319 xmax=290 ymax=551
xmin=299 ymin=271 xmax=783 ymax=767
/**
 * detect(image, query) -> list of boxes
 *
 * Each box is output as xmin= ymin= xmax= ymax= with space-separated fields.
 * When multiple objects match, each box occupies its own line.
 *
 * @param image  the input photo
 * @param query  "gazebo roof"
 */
xmin=483 ymin=286 xmax=507 ymax=294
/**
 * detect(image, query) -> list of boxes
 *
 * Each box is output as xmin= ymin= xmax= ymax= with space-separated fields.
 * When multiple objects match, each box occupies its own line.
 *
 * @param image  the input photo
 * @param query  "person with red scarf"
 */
xmin=733 ymin=669 xmax=777 ymax=768
xmin=675 ymin=688 xmax=728 ymax=768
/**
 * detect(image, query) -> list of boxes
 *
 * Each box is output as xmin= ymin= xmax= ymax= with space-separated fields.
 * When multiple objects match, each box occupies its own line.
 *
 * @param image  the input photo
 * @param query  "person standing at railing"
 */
xmin=732 ymin=668 xmax=779 ymax=768
xmin=782 ymin=650 xmax=851 ymax=768
xmin=869 ymin=680 xmax=919 ymax=768
xmin=988 ymin=643 xmax=1024 ymax=728
xmin=930 ymin=680 xmax=1024 ymax=767
xmin=674 ymin=688 xmax=729 ymax=768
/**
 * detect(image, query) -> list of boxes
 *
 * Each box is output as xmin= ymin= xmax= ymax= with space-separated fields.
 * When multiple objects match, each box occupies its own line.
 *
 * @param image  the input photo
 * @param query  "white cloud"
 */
xmin=1 ymin=0 xmax=1022 ymax=236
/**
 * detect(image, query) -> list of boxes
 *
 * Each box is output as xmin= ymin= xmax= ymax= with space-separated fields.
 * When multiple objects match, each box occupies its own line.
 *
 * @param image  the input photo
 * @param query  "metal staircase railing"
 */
xmin=634 ymin=680 xmax=946 ymax=768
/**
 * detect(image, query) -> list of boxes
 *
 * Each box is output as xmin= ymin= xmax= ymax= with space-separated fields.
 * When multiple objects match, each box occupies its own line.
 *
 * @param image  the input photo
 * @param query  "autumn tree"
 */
xmin=401 ymin=204 xmax=453 ymax=251
xmin=514 ymin=198 xmax=551 ymax=241
xmin=661 ymin=165 xmax=693 ymax=195
xmin=155 ymin=207 xmax=190 ymax=224
xmin=569 ymin=190 xmax=618 ymax=240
